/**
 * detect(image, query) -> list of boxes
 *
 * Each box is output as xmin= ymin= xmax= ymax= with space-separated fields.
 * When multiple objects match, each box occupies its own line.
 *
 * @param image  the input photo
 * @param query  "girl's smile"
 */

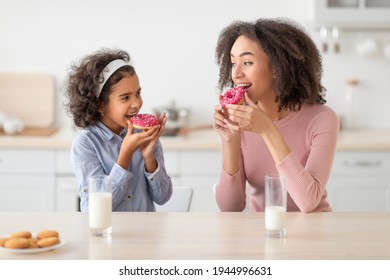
xmin=100 ymin=74 xmax=143 ymax=134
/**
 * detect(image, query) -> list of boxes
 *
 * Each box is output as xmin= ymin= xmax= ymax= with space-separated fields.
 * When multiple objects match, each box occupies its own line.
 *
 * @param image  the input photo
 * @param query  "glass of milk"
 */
xmin=265 ymin=174 xmax=287 ymax=238
xmin=88 ymin=175 xmax=112 ymax=237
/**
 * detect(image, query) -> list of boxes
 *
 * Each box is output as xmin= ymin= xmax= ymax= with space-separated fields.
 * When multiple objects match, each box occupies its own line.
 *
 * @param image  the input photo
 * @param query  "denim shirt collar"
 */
xmin=94 ymin=121 xmax=128 ymax=142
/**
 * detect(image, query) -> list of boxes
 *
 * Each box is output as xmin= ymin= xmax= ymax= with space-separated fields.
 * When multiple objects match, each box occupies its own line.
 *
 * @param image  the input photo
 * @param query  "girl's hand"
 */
xmin=117 ymin=120 xmax=160 ymax=170
xmin=139 ymin=112 xmax=167 ymax=172
xmin=213 ymin=104 xmax=240 ymax=142
xmin=139 ymin=112 xmax=166 ymax=158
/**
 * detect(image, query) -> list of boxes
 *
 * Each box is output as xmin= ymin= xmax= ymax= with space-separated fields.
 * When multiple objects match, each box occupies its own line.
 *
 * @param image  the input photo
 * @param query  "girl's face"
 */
xmin=230 ymin=35 xmax=275 ymax=105
xmin=99 ymin=73 xmax=143 ymax=134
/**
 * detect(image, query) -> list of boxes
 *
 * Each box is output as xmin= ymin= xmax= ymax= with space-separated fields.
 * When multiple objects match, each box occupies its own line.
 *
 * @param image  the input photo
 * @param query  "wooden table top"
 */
xmin=1 ymin=212 xmax=389 ymax=260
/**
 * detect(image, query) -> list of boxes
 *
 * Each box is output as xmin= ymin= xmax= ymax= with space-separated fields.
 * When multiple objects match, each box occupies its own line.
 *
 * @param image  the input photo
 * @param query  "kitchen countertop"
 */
xmin=1 ymin=127 xmax=390 ymax=151
xmin=1 ymin=211 xmax=389 ymax=260
xmin=0 ymin=127 xmax=221 ymax=150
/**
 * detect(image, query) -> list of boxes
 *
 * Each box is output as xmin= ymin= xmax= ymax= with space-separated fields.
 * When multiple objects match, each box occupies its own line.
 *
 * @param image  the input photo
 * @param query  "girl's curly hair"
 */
xmin=65 ymin=48 xmax=135 ymax=128
xmin=215 ymin=18 xmax=326 ymax=111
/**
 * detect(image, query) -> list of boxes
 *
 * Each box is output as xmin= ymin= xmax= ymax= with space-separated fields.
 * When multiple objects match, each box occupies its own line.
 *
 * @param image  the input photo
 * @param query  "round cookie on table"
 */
xmin=130 ymin=113 xmax=161 ymax=130
xmin=37 ymin=230 xmax=59 ymax=239
xmin=0 ymin=237 xmax=8 ymax=247
xmin=37 ymin=237 xmax=60 ymax=248
xmin=9 ymin=231 xmax=32 ymax=239
xmin=4 ymin=238 xmax=30 ymax=249
xmin=219 ymin=86 xmax=245 ymax=109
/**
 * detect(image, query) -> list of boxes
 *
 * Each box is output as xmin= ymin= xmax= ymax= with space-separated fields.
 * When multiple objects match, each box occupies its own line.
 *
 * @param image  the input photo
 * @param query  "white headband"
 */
xmin=96 ymin=59 xmax=131 ymax=97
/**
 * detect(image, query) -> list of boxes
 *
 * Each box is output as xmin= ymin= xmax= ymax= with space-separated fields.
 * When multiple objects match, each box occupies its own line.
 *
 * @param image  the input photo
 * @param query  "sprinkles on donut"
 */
xmin=130 ymin=113 xmax=161 ymax=130
xmin=219 ymin=86 xmax=245 ymax=109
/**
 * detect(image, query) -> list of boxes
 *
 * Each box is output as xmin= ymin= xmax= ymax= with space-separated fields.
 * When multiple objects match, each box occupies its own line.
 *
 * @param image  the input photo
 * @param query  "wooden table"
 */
xmin=1 ymin=212 xmax=389 ymax=260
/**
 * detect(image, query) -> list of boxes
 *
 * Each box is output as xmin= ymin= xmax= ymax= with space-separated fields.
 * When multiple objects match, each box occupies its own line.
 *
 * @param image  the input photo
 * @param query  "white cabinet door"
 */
xmin=327 ymin=176 xmax=390 ymax=212
xmin=180 ymin=176 xmax=219 ymax=212
xmin=180 ymin=150 xmax=221 ymax=211
xmin=0 ymin=175 xmax=55 ymax=211
xmin=0 ymin=148 xmax=55 ymax=211
xmin=327 ymin=152 xmax=390 ymax=212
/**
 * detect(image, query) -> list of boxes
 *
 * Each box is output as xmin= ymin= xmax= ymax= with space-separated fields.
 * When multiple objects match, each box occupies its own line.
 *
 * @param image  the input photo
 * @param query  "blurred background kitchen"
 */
xmin=1 ymin=0 xmax=390 ymax=212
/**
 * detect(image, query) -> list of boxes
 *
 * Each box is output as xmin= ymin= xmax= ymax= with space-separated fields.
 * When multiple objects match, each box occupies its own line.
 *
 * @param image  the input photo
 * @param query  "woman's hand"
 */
xmin=213 ymin=104 xmax=241 ymax=142
xmin=225 ymin=93 xmax=271 ymax=135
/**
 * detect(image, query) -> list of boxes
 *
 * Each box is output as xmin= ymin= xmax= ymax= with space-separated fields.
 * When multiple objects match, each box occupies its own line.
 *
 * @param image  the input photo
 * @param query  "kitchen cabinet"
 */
xmin=178 ymin=150 xmax=220 ymax=211
xmin=54 ymin=149 xmax=221 ymax=212
xmin=307 ymin=0 xmax=390 ymax=27
xmin=55 ymin=149 xmax=79 ymax=211
xmin=327 ymin=151 xmax=390 ymax=212
xmin=0 ymin=149 xmax=55 ymax=211
xmin=123 ymin=149 xmax=220 ymax=212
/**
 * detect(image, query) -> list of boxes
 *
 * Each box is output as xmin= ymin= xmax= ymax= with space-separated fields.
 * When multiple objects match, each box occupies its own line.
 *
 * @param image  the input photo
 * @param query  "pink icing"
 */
xmin=219 ymin=86 xmax=245 ymax=109
xmin=130 ymin=114 xmax=160 ymax=128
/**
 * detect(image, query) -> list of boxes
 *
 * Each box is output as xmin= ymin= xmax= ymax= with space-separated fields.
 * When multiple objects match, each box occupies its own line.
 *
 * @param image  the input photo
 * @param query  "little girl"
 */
xmin=65 ymin=48 xmax=172 ymax=212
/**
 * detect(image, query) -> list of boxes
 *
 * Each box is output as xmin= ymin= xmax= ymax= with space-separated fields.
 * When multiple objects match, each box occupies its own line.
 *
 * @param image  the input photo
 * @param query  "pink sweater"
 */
xmin=216 ymin=103 xmax=339 ymax=213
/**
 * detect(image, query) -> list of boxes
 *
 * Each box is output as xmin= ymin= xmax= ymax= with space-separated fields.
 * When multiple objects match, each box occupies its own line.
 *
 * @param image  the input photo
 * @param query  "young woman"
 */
xmin=213 ymin=18 xmax=339 ymax=213
xmin=65 ymin=48 xmax=172 ymax=212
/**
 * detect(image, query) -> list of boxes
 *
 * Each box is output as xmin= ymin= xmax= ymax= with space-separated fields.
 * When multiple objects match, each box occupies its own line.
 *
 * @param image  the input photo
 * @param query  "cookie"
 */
xmin=28 ymin=242 xmax=39 ymax=249
xmin=28 ymin=237 xmax=38 ymax=243
xmin=37 ymin=237 xmax=60 ymax=248
xmin=9 ymin=231 xmax=32 ymax=239
xmin=0 ymin=238 xmax=8 ymax=247
xmin=37 ymin=230 xmax=59 ymax=239
xmin=4 ymin=238 xmax=30 ymax=249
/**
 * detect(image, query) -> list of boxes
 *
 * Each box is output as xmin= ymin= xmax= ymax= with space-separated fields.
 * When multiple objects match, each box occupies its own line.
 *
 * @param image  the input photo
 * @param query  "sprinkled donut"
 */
xmin=130 ymin=114 xmax=160 ymax=130
xmin=219 ymin=86 xmax=245 ymax=109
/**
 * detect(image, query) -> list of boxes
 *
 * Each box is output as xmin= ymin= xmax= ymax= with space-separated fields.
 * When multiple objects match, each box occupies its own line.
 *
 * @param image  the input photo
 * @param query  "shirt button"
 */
xmin=127 ymin=195 xmax=131 ymax=200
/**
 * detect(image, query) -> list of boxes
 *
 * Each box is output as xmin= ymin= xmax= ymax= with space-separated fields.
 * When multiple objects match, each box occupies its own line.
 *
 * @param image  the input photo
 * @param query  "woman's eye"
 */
xmin=231 ymin=62 xmax=236 ymax=68
xmin=244 ymin=61 xmax=253 ymax=66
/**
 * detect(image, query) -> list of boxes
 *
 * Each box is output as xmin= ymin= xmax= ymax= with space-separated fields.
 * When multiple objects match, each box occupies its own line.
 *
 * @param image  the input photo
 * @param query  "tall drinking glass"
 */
xmin=88 ymin=175 xmax=112 ymax=237
xmin=265 ymin=174 xmax=287 ymax=238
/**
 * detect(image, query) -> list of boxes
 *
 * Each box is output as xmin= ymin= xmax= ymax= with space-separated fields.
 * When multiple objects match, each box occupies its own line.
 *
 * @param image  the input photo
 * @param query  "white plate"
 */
xmin=0 ymin=238 xmax=66 ymax=254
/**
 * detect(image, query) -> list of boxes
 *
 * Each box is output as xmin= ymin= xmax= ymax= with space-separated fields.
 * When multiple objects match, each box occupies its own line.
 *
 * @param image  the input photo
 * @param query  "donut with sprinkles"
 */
xmin=219 ymin=86 xmax=245 ymax=109
xmin=130 ymin=114 xmax=160 ymax=130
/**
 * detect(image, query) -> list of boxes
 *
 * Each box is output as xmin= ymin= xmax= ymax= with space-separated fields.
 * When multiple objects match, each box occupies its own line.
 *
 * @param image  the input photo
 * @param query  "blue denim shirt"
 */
xmin=71 ymin=121 xmax=172 ymax=212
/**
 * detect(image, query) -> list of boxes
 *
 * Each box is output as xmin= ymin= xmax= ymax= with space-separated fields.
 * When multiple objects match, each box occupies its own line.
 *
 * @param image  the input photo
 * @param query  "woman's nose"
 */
xmin=232 ymin=65 xmax=243 ymax=79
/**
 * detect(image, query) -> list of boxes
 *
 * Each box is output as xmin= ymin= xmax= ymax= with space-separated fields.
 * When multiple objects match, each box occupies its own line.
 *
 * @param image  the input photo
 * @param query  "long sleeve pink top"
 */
xmin=215 ymin=103 xmax=339 ymax=213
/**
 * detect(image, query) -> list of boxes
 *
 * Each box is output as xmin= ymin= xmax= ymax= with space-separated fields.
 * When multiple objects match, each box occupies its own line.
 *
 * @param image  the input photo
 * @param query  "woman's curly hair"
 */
xmin=215 ymin=18 xmax=326 ymax=111
xmin=65 ymin=48 xmax=135 ymax=128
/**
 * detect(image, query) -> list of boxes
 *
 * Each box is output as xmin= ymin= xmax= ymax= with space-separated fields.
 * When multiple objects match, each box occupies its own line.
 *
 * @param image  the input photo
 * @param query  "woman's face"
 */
xmin=230 ymin=35 xmax=275 ymax=104
xmin=100 ymin=73 xmax=143 ymax=134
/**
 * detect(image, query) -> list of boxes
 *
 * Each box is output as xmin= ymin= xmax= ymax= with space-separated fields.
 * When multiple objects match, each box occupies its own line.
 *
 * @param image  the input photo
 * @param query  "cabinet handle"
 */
xmin=343 ymin=160 xmax=382 ymax=167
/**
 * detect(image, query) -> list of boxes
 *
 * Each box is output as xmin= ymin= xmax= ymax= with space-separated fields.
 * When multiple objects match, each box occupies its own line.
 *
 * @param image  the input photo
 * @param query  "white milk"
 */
xmin=89 ymin=192 xmax=112 ymax=229
xmin=265 ymin=206 xmax=286 ymax=230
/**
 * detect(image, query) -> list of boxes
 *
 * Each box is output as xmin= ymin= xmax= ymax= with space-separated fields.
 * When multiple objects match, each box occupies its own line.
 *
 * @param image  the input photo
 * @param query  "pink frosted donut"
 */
xmin=219 ymin=86 xmax=245 ymax=109
xmin=130 ymin=114 xmax=160 ymax=130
